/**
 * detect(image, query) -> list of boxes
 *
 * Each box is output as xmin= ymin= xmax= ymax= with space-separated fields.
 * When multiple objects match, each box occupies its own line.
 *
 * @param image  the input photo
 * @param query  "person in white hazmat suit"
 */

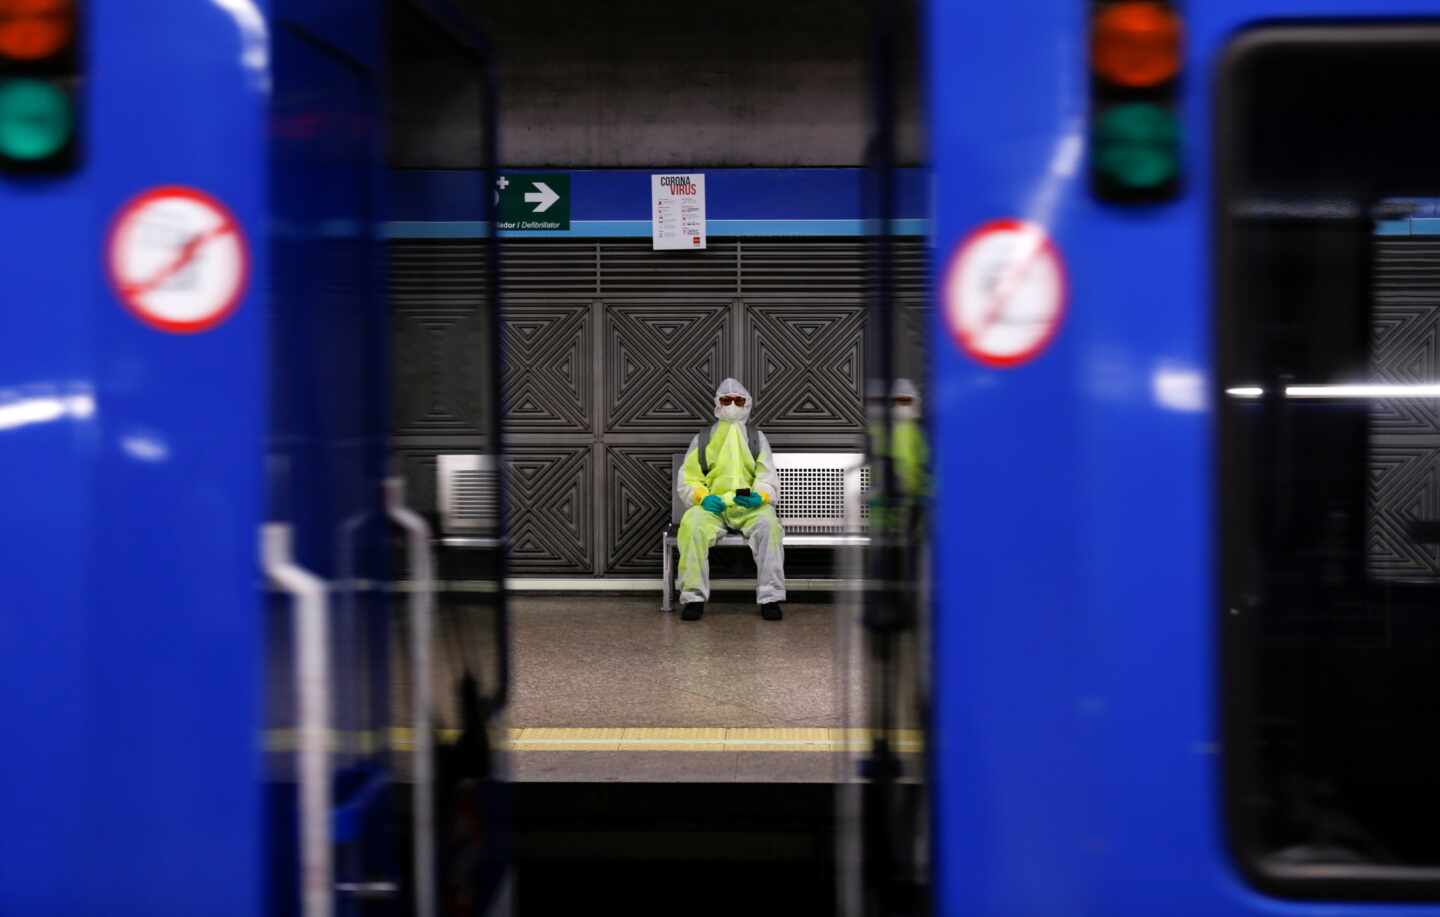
xmin=674 ymin=378 xmax=786 ymax=621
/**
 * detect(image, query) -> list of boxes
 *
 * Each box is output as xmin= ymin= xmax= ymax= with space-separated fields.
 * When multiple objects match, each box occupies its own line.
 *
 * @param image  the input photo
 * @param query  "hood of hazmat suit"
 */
xmin=713 ymin=377 xmax=753 ymax=425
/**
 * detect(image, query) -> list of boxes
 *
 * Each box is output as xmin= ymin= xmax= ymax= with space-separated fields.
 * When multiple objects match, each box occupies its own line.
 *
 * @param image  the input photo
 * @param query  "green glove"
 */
xmin=702 ymin=494 xmax=726 ymax=515
xmin=734 ymin=492 xmax=764 ymax=509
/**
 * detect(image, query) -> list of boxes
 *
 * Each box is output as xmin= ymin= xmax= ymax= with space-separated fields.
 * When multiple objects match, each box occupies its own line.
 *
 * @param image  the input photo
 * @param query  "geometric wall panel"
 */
xmin=604 ymin=446 xmax=678 ymax=573
xmin=390 ymin=238 xmax=926 ymax=577
xmin=504 ymin=446 xmax=593 ymax=573
xmin=1371 ymin=301 xmax=1440 ymax=433
xmin=898 ymin=303 xmax=930 ymax=392
xmin=604 ymin=303 xmax=732 ymax=433
xmin=394 ymin=448 xmax=443 ymax=524
xmin=1368 ymin=241 xmax=1440 ymax=580
xmin=745 ymin=305 xmax=866 ymax=434
xmin=1368 ymin=444 xmax=1440 ymax=580
xmin=392 ymin=310 xmax=489 ymax=436
xmin=503 ymin=303 xmax=593 ymax=432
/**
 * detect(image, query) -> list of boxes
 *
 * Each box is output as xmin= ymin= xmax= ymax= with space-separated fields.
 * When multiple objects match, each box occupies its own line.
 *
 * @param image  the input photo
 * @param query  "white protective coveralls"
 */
xmin=675 ymin=378 xmax=786 ymax=605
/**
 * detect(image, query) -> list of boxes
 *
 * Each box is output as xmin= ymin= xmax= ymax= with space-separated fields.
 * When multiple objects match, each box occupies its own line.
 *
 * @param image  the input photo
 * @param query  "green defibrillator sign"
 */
xmin=496 ymin=173 xmax=571 ymax=231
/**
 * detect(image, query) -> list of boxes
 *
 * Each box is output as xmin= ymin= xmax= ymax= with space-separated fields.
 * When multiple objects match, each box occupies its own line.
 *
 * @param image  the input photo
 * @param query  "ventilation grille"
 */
xmin=599 ymin=239 xmax=741 ymax=296
xmin=389 ymin=239 xmax=602 ymax=301
xmin=741 ymin=240 xmax=867 ymax=296
xmin=859 ymin=465 xmax=872 ymax=521
xmin=448 ymin=469 xmax=498 ymax=526
xmin=390 ymin=239 xmax=487 ymax=309
xmin=1376 ymin=238 xmax=1440 ymax=301
xmin=776 ymin=467 xmax=847 ymax=523
xmin=388 ymin=236 xmax=928 ymax=303
xmin=891 ymin=239 xmax=932 ymax=302
xmin=738 ymin=238 xmax=929 ymax=300
xmin=504 ymin=241 xmax=599 ymax=295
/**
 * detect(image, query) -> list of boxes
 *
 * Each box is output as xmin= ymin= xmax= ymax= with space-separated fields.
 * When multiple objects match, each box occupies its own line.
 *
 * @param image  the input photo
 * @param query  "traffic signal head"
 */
xmin=0 ymin=0 xmax=79 ymax=174
xmin=1090 ymin=1 xmax=1183 ymax=202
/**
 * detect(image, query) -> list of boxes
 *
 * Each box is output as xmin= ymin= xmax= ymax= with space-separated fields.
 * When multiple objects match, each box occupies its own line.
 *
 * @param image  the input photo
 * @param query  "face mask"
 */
xmin=717 ymin=403 xmax=745 ymax=422
xmin=893 ymin=403 xmax=919 ymax=422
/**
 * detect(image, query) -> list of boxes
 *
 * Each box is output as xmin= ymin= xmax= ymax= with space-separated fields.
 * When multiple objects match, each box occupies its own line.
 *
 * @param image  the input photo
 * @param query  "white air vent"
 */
xmin=776 ymin=467 xmax=846 ymax=522
xmin=772 ymin=453 xmax=869 ymax=533
xmin=437 ymin=454 xmax=498 ymax=534
xmin=452 ymin=470 xmax=497 ymax=522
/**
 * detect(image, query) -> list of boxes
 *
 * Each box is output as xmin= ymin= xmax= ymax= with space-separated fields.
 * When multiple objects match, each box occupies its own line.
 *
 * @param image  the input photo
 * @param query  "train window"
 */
xmin=1218 ymin=25 xmax=1440 ymax=899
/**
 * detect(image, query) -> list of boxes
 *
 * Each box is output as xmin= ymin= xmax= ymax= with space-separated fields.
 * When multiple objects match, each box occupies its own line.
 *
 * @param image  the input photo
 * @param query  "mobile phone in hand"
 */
xmin=736 ymin=488 xmax=751 ymax=497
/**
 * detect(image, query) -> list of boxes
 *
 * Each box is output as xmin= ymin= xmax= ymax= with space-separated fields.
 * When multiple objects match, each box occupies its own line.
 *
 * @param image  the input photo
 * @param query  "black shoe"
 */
xmin=760 ymin=603 xmax=783 ymax=621
xmin=681 ymin=603 xmax=705 ymax=621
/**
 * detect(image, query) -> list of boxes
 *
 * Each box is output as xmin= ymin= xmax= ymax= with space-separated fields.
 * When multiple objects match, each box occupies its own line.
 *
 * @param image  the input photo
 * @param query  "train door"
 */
xmin=1217 ymin=22 xmax=1440 ymax=902
xmin=0 ymin=1 xmax=510 ymax=914
xmin=0 ymin=1 xmax=274 ymax=913
xmin=388 ymin=4 xmax=516 ymax=915
xmin=931 ymin=1 xmax=1440 ymax=915
xmin=265 ymin=1 xmax=512 ymax=914
xmin=264 ymin=5 xmax=395 ymax=914
xmin=387 ymin=4 xmax=515 ymax=915
xmin=838 ymin=1 xmax=932 ymax=915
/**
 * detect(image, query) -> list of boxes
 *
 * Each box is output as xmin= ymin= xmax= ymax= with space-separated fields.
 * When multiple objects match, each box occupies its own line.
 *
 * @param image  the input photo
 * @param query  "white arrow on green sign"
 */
xmin=496 ymin=173 xmax=570 ymax=231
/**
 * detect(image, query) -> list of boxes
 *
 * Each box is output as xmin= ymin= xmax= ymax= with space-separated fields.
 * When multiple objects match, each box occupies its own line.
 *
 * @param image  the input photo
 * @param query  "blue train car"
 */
xmin=930 ymin=0 xmax=1440 ymax=913
xmin=30 ymin=0 xmax=1440 ymax=913
xmin=0 ymin=2 xmax=507 ymax=915
xmin=3 ymin=2 xmax=276 ymax=912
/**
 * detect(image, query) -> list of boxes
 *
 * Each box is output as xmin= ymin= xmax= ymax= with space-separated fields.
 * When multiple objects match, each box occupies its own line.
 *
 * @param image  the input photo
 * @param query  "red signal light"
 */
xmin=0 ymin=0 xmax=73 ymax=62
xmin=1092 ymin=1 xmax=1182 ymax=88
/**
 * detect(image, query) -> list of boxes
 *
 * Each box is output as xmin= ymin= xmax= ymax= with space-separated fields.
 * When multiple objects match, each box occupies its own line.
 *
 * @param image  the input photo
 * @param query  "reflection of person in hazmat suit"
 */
xmin=869 ymin=378 xmax=931 ymax=532
xmin=675 ymin=378 xmax=786 ymax=621
xmin=887 ymin=378 xmax=929 ymax=504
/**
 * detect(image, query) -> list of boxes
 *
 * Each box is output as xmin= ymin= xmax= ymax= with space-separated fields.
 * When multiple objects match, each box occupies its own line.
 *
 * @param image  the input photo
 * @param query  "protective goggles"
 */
xmin=718 ymin=395 xmax=747 ymax=406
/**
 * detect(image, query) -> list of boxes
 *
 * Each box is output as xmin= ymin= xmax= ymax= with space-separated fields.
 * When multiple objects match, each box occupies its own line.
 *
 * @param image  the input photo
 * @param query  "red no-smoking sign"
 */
xmin=107 ymin=186 xmax=250 ymax=334
xmin=942 ymin=219 xmax=1067 ymax=367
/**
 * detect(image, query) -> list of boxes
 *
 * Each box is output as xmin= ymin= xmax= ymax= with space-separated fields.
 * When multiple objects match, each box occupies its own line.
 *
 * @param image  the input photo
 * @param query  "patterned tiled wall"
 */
xmin=390 ymin=237 xmax=928 ymax=576
xmin=1370 ymin=239 xmax=1440 ymax=579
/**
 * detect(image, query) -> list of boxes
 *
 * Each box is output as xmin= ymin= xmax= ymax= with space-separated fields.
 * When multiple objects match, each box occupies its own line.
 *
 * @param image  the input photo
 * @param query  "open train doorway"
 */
xmin=385 ymin=0 xmax=930 ymax=913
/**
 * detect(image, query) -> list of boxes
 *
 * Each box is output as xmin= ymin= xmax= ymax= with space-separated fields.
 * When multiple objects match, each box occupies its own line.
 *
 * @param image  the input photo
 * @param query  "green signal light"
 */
xmin=1094 ymin=102 xmax=1180 ymax=189
xmin=0 ymin=79 xmax=72 ymax=162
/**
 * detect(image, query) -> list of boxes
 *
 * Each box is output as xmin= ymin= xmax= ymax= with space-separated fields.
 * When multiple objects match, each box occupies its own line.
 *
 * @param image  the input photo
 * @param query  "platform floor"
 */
xmin=423 ymin=595 xmax=908 ymax=782
xmin=522 ymin=596 xmax=864 ymax=782
xmin=323 ymin=593 xmax=927 ymax=783
xmin=507 ymin=596 xmax=853 ymax=727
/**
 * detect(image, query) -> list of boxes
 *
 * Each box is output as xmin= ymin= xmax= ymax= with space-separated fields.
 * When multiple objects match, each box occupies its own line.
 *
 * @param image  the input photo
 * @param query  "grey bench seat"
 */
xmin=430 ymin=453 xmax=872 ymax=605
xmin=661 ymin=452 xmax=871 ymax=611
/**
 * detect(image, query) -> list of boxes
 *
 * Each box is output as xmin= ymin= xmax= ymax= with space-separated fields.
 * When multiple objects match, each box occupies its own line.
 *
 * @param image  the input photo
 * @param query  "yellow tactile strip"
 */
xmin=472 ymin=727 xmax=918 ymax=753
xmin=267 ymin=727 xmax=924 ymax=754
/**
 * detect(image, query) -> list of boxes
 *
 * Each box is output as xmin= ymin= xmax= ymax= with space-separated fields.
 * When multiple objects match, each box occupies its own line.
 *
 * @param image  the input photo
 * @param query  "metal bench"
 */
xmin=661 ymin=452 xmax=871 ymax=611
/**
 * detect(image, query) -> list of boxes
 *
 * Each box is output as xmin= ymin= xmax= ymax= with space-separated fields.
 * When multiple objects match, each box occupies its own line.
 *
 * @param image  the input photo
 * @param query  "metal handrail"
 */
xmin=261 ymin=523 xmax=333 ymax=917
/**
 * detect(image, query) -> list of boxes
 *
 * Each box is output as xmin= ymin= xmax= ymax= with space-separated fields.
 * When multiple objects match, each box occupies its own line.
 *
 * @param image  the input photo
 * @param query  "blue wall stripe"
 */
xmin=383 ymin=218 xmax=930 ymax=239
xmin=385 ymin=221 xmax=490 ymax=238
xmin=390 ymin=167 xmax=930 ymax=223
xmin=1374 ymin=216 xmax=1440 ymax=237
xmin=391 ymin=215 xmax=1440 ymax=239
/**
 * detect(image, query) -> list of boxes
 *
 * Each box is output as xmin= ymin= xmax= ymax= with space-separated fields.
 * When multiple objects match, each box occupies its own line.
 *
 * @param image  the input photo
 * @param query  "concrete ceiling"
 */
xmin=388 ymin=0 xmax=923 ymax=168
